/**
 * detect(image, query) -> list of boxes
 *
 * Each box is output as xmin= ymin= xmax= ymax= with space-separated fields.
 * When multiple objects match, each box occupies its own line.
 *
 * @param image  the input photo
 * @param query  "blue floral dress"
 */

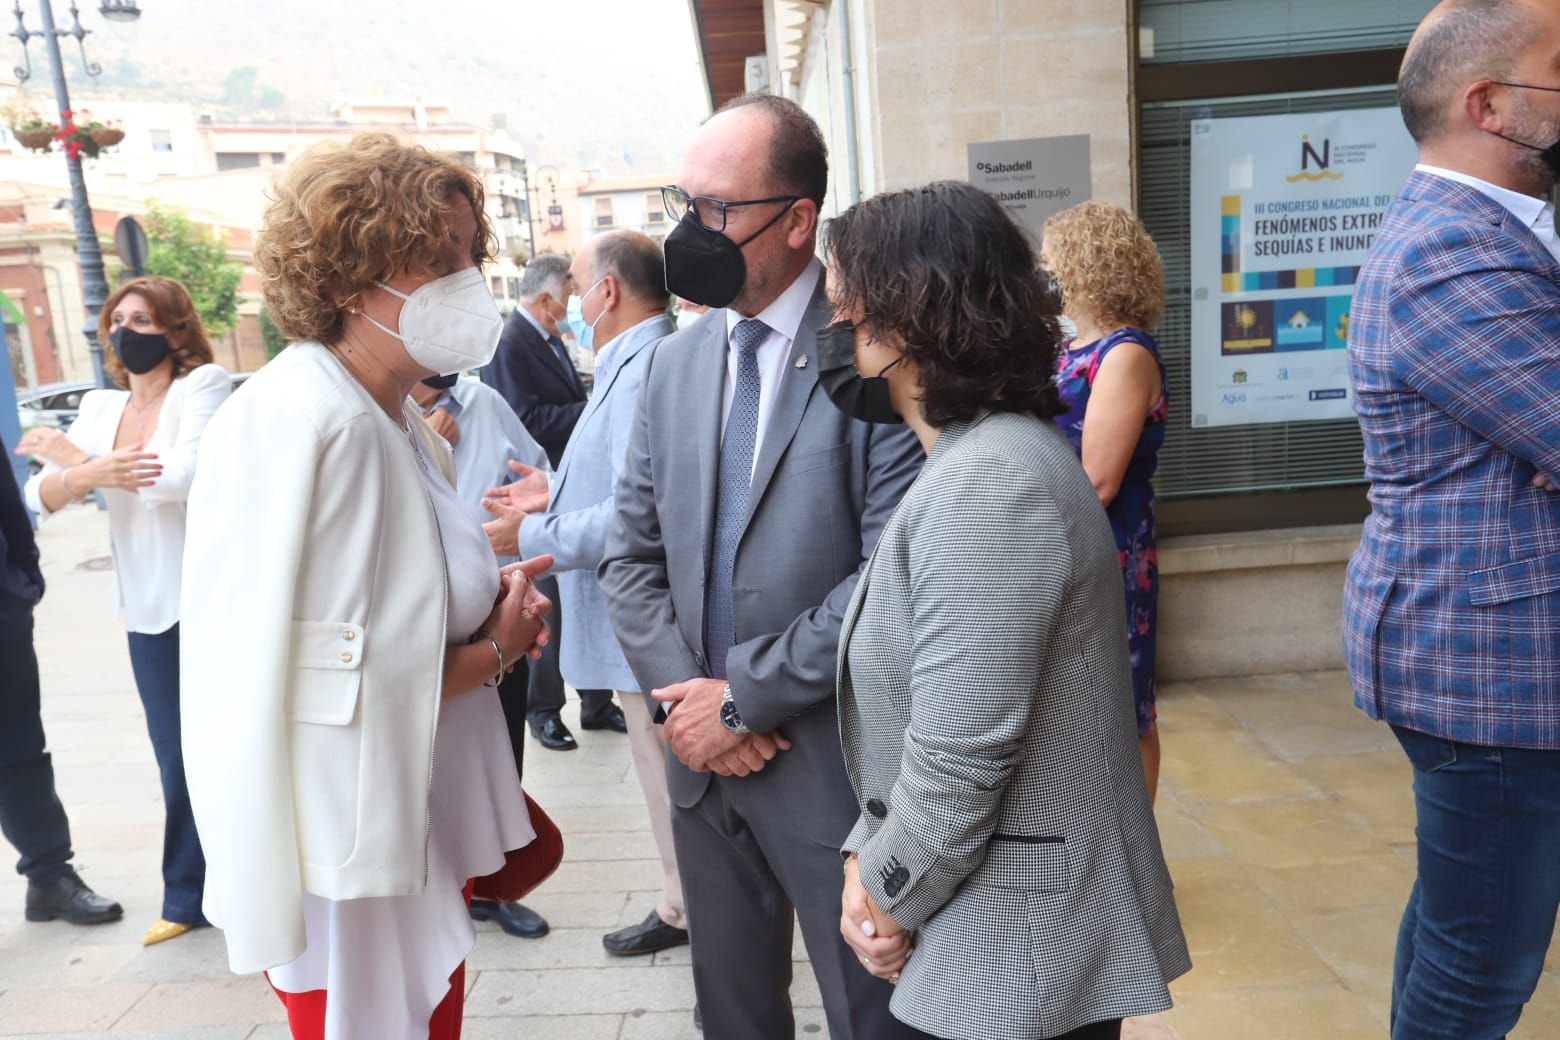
xmin=1053 ymin=327 xmax=1169 ymax=737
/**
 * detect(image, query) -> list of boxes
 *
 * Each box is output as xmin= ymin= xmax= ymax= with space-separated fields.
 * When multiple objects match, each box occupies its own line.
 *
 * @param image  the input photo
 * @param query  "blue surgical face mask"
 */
xmin=564 ymin=277 xmax=607 ymax=353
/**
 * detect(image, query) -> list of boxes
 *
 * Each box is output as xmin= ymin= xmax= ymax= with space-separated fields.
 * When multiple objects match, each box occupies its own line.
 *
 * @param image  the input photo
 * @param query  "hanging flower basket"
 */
xmin=88 ymin=126 xmax=124 ymax=147
xmin=13 ymin=123 xmax=54 ymax=151
xmin=52 ymin=111 xmax=110 ymax=161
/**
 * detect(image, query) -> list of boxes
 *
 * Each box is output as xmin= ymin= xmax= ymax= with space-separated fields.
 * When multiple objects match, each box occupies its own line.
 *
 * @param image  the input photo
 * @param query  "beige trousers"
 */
xmin=618 ymin=690 xmax=686 ymax=928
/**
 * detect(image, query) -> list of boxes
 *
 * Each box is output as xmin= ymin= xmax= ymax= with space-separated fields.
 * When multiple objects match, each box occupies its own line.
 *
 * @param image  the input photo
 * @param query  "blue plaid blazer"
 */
xmin=1345 ymin=171 xmax=1560 ymax=748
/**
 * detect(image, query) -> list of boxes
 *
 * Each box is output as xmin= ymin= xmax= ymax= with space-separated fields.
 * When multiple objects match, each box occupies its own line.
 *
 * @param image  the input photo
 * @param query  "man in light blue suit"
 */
xmin=486 ymin=230 xmax=688 ymax=958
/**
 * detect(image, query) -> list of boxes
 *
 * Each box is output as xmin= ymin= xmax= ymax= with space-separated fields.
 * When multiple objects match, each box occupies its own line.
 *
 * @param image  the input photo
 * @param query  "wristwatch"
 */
xmin=719 ymin=682 xmax=750 ymax=734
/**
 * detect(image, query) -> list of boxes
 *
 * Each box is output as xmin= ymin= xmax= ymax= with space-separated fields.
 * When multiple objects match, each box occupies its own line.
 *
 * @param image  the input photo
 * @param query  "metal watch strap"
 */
xmin=720 ymin=682 xmax=750 ymax=734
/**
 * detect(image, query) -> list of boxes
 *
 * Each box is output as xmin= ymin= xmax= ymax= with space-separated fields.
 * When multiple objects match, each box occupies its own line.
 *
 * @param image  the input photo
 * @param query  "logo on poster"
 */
xmin=1288 ymin=134 xmax=1344 ymax=183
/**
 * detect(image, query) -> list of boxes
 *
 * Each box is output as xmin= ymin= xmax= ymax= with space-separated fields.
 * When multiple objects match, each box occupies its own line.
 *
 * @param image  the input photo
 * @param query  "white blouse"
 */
xmin=24 ymin=364 xmax=231 ymax=634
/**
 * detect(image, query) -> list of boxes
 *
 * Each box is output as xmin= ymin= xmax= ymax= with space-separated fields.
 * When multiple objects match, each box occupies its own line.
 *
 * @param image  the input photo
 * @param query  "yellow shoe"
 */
xmin=141 ymin=919 xmax=196 ymax=946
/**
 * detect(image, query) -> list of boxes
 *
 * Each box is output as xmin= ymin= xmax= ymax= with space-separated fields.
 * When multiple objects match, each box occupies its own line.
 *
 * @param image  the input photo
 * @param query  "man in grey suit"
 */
xmin=487 ymin=231 xmax=691 ymax=959
xmin=600 ymin=94 xmax=925 ymax=1039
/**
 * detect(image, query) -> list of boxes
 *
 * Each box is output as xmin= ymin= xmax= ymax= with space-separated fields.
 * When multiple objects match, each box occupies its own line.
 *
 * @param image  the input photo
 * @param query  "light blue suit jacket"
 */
xmin=519 ymin=313 xmax=673 ymax=692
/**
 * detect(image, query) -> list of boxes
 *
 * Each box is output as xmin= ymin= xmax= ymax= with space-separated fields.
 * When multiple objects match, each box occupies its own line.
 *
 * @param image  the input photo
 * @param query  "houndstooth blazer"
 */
xmin=838 ymin=410 xmax=1191 ymax=1039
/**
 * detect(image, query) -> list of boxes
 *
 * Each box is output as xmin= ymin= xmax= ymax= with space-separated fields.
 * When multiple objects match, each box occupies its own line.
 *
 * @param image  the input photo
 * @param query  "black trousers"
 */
xmin=496 ymin=657 xmax=531 ymax=784
xmin=0 ymin=612 xmax=74 ymax=884
xmin=524 ymin=573 xmax=612 ymax=723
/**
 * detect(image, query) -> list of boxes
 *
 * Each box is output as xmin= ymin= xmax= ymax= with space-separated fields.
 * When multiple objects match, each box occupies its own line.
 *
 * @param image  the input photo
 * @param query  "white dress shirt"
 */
xmin=25 ymin=363 xmax=231 ymax=634
xmin=1416 ymin=163 xmax=1560 ymax=261
xmin=721 ymin=257 xmax=823 ymax=474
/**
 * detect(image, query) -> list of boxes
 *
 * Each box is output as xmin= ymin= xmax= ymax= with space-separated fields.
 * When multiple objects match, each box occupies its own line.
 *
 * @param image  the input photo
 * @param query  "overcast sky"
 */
xmin=39 ymin=0 xmax=711 ymax=175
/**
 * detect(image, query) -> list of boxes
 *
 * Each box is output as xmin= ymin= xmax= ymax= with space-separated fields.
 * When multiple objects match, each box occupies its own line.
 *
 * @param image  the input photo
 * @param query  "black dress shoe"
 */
xmin=529 ymin=713 xmax=577 ymax=751
xmin=25 ymin=870 xmax=123 ymax=925
xmin=579 ymin=703 xmax=628 ymax=733
xmin=469 ymin=898 xmax=550 ymax=938
xmin=602 ymin=909 xmax=690 ymax=956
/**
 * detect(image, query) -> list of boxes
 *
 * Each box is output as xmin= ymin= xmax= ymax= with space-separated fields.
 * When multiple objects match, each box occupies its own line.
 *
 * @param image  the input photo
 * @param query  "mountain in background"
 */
xmin=49 ymin=0 xmax=708 ymax=175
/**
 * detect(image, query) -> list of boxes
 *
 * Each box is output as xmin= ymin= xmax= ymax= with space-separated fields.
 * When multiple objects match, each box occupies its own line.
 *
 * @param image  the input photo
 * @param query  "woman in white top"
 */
xmin=179 ymin=133 xmax=553 ymax=1040
xmin=18 ymin=275 xmax=230 ymax=947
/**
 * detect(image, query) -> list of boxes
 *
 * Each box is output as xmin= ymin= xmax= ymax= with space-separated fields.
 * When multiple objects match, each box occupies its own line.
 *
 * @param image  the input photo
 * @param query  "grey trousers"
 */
xmin=671 ymin=771 xmax=924 ymax=1040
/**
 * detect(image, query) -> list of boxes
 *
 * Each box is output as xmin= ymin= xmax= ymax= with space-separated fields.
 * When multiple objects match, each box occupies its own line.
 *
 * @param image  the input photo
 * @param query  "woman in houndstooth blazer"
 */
xmin=820 ymin=182 xmax=1190 ymax=1040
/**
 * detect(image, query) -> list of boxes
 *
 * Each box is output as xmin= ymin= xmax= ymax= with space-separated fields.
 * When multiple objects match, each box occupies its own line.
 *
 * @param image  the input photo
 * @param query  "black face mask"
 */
xmin=663 ymin=204 xmax=795 ymax=310
xmin=421 ymin=373 xmax=459 ymax=390
xmin=1499 ymin=131 xmax=1560 ymax=177
xmin=1489 ymin=81 xmax=1560 ymax=176
xmin=815 ymin=320 xmax=904 ymax=425
xmin=111 ymin=326 xmax=171 ymax=375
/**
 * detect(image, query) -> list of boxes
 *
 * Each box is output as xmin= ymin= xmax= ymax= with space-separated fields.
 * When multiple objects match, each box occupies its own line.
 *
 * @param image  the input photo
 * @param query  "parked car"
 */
xmin=17 ymin=380 xmax=95 ymax=432
xmin=18 ymin=371 xmax=254 ymax=432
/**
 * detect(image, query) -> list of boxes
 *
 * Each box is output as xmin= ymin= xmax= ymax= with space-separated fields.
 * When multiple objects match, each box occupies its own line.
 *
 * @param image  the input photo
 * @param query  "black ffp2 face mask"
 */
xmin=663 ymin=204 xmax=796 ymax=310
xmin=111 ymin=326 xmax=172 ymax=375
xmin=1489 ymin=81 xmax=1560 ymax=177
xmin=815 ymin=320 xmax=905 ymax=425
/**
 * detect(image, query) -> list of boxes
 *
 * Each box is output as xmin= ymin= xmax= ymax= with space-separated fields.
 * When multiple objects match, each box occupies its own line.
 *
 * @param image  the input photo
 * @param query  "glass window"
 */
xmin=645 ymin=192 xmax=666 ymax=224
xmin=149 ymin=129 xmax=172 ymax=153
xmin=216 ymin=153 xmax=261 ymax=171
xmin=1139 ymin=87 xmax=1403 ymax=500
xmin=594 ymin=197 xmax=614 ymax=228
xmin=1140 ymin=0 xmax=1434 ymax=64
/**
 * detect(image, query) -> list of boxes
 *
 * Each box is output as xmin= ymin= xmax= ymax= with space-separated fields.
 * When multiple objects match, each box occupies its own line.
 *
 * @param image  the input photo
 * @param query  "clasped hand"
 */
xmin=652 ymin=678 xmax=792 ymax=777
xmin=840 ymin=856 xmax=912 ymax=983
xmin=482 ymin=554 xmax=555 ymax=665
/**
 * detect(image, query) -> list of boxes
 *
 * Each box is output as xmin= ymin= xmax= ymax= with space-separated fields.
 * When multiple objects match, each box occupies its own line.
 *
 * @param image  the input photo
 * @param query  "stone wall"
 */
xmin=863 ymin=0 xmax=1134 ymax=206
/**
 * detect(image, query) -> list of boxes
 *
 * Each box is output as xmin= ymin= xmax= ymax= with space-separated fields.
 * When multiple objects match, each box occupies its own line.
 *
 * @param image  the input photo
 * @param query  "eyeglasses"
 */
xmin=661 ymin=185 xmax=801 ymax=233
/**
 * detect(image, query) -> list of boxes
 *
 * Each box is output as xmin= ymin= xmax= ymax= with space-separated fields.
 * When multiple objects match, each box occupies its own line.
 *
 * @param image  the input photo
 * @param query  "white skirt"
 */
xmin=267 ymin=686 xmax=535 ymax=1040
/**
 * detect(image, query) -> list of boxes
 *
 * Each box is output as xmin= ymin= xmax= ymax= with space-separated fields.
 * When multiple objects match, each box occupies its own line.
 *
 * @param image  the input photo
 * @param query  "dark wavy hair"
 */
xmin=824 ymin=181 xmax=1063 ymax=426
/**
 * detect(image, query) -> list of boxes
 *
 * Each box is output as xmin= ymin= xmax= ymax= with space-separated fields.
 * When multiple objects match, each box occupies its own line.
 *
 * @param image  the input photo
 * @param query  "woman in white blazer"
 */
xmin=179 ymin=133 xmax=553 ymax=1040
xmin=820 ymin=183 xmax=1190 ymax=1040
xmin=19 ymin=275 xmax=229 ymax=947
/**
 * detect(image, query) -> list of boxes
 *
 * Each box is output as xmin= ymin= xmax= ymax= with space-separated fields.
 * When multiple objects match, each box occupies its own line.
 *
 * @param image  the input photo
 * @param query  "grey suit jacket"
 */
xmin=838 ymin=411 xmax=1190 ymax=1039
xmin=520 ymin=314 xmax=673 ymax=693
xmin=599 ymin=278 xmax=923 ymax=812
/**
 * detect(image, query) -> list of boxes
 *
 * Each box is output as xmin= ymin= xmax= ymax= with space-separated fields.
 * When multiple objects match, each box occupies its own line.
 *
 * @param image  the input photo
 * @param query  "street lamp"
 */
xmin=10 ymin=0 xmax=142 ymax=388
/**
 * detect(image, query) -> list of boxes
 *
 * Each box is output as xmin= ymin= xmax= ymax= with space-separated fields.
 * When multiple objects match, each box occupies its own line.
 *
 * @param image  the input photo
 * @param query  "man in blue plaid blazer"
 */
xmin=1345 ymin=3 xmax=1560 ymax=1037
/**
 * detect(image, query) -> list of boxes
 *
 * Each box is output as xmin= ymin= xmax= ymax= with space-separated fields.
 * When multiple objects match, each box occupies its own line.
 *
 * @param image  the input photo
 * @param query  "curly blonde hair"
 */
xmin=1042 ymin=201 xmax=1165 ymax=331
xmin=100 ymin=276 xmax=215 ymax=389
xmin=255 ymin=132 xmax=495 ymax=344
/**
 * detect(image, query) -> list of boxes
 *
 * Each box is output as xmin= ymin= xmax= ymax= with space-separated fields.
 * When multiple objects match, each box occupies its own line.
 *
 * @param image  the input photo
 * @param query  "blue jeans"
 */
xmin=1391 ymin=725 xmax=1560 ymax=1039
xmin=126 ymin=623 xmax=206 ymax=925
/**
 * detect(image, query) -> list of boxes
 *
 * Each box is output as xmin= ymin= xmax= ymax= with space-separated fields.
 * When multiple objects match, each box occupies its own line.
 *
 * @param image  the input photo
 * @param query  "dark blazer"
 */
xmin=0 ymin=435 xmax=44 ymax=621
xmin=480 ymin=308 xmax=587 ymax=467
xmin=599 ymin=277 xmax=923 ymax=819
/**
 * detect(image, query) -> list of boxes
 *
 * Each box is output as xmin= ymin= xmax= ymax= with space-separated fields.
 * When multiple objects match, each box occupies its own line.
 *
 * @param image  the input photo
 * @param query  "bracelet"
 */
xmin=59 ymin=467 xmax=81 ymax=501
xmin=486 ymin=635 xmax=506 ymax=686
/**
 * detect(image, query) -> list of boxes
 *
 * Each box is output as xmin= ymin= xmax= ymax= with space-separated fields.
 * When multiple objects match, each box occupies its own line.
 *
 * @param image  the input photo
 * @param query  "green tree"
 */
xmin=259 ymin=308 xmax=288 ymax=360
xmin=143 ymin=203 xmax=241 ymax=338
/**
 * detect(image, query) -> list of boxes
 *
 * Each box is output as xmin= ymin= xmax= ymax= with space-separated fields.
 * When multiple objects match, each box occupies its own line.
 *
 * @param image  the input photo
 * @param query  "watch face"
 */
xmin=720 ymin=697 xmax=742 ymax=732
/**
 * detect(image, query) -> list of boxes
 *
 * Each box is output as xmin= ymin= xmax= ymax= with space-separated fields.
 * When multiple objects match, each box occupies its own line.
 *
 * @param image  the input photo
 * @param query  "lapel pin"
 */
xmin=795 ymin=355 xmax=809 ymax=369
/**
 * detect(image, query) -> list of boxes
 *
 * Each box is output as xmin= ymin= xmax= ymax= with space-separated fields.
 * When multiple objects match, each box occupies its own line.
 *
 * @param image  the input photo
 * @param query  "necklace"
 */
xmin=123 ymin=385 xmax=169 ymax=438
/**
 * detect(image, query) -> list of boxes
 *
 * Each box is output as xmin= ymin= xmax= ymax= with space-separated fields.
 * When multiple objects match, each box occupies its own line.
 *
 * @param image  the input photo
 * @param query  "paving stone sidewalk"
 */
xmin=4 ymin=505 xmax=1558 ymax=1038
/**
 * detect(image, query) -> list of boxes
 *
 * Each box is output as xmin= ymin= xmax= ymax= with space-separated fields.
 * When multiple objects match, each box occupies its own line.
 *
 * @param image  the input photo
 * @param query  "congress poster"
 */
xmin=1188 ymin=108 xmax=1416 ymax=427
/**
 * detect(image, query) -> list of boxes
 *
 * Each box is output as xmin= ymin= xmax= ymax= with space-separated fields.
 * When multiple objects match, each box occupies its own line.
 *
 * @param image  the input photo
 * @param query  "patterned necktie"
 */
xmin=705 ymin=318 xmax=768 ymax=679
